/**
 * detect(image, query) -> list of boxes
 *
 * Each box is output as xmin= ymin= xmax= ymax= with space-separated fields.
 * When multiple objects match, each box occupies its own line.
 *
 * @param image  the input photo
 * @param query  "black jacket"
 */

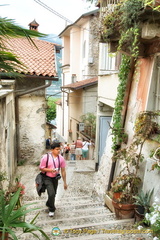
xmin=35 ymin=173 xmax=46 ymax=196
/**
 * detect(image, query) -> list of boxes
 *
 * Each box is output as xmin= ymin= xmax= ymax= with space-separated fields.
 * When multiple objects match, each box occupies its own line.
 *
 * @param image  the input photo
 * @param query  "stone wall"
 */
xmin=93 ymin=131 xmax=113 ymax=200
xmin=18 ymin=94 xmax=46 ymax=163
xmin=88 ymin=13 xmax=100 ymax=77
xmin=16 ymin=78 xmax=47 ymax=163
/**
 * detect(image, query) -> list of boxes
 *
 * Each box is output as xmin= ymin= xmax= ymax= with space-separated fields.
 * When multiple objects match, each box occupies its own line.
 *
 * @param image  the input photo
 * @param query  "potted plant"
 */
xmin=110 ymin=135 xmax=145 ymax=219
xmin=133 ymin=189 xmax=154 ymax=222
xmin=111 ymin=173 xmax=141 ymax=219
xmin=110 ymin=111 xmax=159 ymax=219
xmin=110 ymin=175 xmax=128 ymax=201
xmin=0 ymin=188 xmax=50 ymax=240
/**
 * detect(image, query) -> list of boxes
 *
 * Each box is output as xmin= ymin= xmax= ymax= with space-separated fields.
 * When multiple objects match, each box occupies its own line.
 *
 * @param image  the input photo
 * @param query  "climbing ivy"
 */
xmin=112 ymin=54 xmax=131 ymax=151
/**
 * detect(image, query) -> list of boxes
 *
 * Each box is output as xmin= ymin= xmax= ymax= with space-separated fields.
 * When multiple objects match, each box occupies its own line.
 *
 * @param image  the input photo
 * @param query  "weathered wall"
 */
xmin=18 ymin=94 xmax=46 ymax=163
xmin=87 ymin=13 xmax=100 ymax=78
xmin=16 ymin=78 xmax=47 ymax=163
xmin=0 ymin=91 xmax=16 ymax=186
xmin=93 ymin=127 xmax=113 ymax=199
xmin=112 ymin=56 xmax=160 ymax=201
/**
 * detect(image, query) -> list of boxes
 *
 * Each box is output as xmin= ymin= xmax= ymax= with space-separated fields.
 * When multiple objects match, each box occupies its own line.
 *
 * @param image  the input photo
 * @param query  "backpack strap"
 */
xmin=44 ymin=153 xmax=49 ymax=175
xmin=51 ymin=154 xmax=61 ymax=171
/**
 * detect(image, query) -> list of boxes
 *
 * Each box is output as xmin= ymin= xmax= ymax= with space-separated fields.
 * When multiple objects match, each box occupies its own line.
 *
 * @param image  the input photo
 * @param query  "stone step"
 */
xmin=23 ymin=199 xmax=105 ymax=211
xmin=24 ymin=196 xmax=100 ymax=205
xmin=16 ymin=218 xmax=145 ymax=240
xmin=33 ymin=219 xmax=135 ymax=239
xmin=25 ymin=211 xmax=115 ymax=224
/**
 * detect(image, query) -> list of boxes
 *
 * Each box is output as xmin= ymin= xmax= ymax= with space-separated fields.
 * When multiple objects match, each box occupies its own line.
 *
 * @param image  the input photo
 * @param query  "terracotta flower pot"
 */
xmin=112 ymin=200 xmax=135 ymax=219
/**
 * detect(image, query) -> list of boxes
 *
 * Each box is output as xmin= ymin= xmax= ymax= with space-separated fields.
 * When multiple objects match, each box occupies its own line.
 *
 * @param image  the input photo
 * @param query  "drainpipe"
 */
xmin=107 ymin=57 xmax=136 ymax=191
xmin=60 ymin=87 xmax=70 ymax=138
xmin=15 ymin=79 xmax=57 ymax=162
xmin=16 ymin=79 xmax=55 ymax=96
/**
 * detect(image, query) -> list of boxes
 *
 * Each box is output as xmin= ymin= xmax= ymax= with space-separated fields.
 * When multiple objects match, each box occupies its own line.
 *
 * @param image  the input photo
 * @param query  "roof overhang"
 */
xmin=61 ymin=77 xmax=98 ymax=91
xmin=59 ymin=9 xmax=99 ymax=37
xmin=0 ymin=73 xmax=59 ymax=81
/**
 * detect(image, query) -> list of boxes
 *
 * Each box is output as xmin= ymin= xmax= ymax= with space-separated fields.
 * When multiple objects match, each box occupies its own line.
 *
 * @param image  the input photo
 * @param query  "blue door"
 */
xmin=99 ymin=116 xmax=111 ymax=163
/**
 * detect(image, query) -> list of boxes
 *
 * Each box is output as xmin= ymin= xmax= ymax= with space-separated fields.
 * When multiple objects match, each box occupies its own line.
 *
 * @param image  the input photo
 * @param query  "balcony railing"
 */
xmin=99 ymin=0 xmax=120 ymax=15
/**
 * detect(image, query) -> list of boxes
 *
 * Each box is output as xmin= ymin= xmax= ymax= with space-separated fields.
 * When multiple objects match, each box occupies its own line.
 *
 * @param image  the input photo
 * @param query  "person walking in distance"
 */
xmin=82 ymin=139 xmax=92 ymax=160
xmin=64 ymin=143 xmax=70 ymax=160
xmin=75 ymin=137 xmax=83 ymax=160
xmin=46 ymin=136 xmax=51 ymax=149
xmin=70 ymin=140 xmax=76 ymax=160
xmin=39 ymin=142 xmax=67 ymax=217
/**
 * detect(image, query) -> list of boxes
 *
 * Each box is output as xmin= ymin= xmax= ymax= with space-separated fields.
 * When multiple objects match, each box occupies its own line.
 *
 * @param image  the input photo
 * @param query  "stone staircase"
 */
xmin=15 ymin=161 xmax=151 ymax=240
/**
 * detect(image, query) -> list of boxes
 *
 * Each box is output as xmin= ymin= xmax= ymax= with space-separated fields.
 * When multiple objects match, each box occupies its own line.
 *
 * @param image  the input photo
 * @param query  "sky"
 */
xmin=0 ymin=0 xmax=97 ymax=35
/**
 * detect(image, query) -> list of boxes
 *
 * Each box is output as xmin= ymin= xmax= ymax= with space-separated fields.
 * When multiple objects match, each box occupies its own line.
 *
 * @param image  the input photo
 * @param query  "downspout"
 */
xmin=107 ymin=57 xmax=136 ymax=191
xmin=16 ymin=79 xmax=54 ymax=96
xmin=60 ymin=87 xmax=70 ymax=138
xmin=15 ymin=79 xmax=55 ymax=162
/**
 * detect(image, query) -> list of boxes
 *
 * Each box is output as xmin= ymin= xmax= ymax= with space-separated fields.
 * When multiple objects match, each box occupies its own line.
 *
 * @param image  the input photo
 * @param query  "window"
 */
xmin=147 ymin=56 xmax=160 ymax=112
xmin=99 ymin=43 xmax=121 ymax=73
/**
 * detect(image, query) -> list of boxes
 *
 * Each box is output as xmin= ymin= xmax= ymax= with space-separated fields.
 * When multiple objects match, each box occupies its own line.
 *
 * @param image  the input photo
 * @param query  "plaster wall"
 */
xmin=83 ymin=85 xmax=97 ymax=114
xmin=55 ymin=103 xmax=66 ymax=142
xmin=70 ymin=27 xmax=81 ymax=80
xmin=98 ymin=73 xmax=119 ymax=108
xmin=113 ymin=56 xmax=160 ymax=201
xmin=124 ymin=57 xmax=154 ymax=144
xmin=68 ymin=89 xmax=83 ymax=142
xmin=18 ymin=95 xmax=46 ymax=163
xmin=93 ymin=57 xmax=156 ymax=200
xmin=62 ymin=36 xmax=70 ymax=65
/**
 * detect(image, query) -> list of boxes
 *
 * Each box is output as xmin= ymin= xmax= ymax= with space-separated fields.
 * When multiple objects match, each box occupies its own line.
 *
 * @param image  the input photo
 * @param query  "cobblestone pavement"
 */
xmin=15 ymin=160 xmax=153 ymax=240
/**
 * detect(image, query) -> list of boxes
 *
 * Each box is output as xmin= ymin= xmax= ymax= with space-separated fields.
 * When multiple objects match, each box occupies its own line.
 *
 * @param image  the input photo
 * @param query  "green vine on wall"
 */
xmin=112 ymin=54 xmax=131 ymax=151
xmin=101 ymin=0 xmax=160 ymax=58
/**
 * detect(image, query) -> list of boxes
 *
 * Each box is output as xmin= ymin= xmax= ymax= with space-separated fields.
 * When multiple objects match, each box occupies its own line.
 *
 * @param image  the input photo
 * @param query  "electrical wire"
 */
xmin=33 ymin=0 xmax=99 ymax=36
xmin=33 ymin=0 xmax=73 ymax=24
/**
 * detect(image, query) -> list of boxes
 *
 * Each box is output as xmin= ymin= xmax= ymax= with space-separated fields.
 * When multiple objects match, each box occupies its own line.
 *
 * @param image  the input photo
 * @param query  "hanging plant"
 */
xmin=100 ymin=0 xmax=153 ymax=58
xmin=111 ymin=54 xmax=131 ymax=151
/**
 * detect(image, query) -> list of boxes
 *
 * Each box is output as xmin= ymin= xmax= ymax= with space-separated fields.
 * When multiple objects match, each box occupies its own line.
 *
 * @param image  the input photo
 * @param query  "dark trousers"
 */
xmin=43 ymin=176 xmax=58 ymax=212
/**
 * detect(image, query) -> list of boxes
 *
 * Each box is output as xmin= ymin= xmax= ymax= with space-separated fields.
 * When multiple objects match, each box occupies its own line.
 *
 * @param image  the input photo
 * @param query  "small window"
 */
xmin=83 ymin=40 xmax=86 ymax=58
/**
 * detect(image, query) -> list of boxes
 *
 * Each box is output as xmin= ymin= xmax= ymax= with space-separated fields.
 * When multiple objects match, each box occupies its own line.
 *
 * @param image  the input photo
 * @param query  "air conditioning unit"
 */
xmin=88 ymin=57 xmax=94 ymax=64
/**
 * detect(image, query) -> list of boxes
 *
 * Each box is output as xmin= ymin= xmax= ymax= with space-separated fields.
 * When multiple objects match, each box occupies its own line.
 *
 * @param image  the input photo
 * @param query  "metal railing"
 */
xmin=99 ymin=0 xmax=121 ymax=15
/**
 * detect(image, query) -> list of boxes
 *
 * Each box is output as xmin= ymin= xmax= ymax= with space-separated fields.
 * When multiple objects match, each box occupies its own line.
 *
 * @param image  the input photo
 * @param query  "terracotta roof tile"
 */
xmin=4 ymin=38 xmax=57 ymax=78
xmin=62 ymin=77 xmax=98 ymax=90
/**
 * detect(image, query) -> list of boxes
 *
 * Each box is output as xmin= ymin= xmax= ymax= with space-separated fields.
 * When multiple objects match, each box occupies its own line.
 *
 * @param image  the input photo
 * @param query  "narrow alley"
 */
xmin=15 ymin=160 xmax=153 ymax=240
